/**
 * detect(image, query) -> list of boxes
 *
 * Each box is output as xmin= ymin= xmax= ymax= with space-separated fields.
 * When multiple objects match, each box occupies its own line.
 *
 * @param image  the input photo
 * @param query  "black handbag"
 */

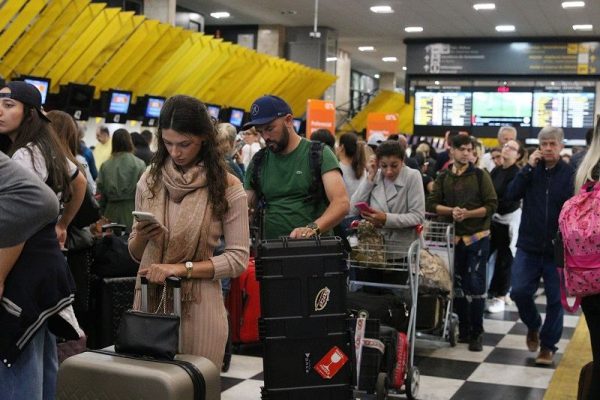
xmin=115 ymin=279 xmax=180 ymax=360
xmin=71 ymin=185 xmax=101 ymax=229
xmin=66 ymin=225 xmax=94 ymax=251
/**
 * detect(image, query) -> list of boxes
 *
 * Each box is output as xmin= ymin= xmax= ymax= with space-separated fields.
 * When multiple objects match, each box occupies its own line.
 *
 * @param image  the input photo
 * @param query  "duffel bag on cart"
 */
xmin=347 ymin=291 xmax=410 ymax=333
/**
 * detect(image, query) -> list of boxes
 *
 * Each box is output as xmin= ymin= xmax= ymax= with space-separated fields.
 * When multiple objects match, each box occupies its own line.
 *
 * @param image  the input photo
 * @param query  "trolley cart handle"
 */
xmin=140 ymin=276 xmax=183 ymax=353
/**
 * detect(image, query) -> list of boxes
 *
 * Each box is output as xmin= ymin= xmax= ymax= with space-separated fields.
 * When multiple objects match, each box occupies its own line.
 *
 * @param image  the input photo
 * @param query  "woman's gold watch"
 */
xmin=185 ymin=261 xmax=193 ymax=279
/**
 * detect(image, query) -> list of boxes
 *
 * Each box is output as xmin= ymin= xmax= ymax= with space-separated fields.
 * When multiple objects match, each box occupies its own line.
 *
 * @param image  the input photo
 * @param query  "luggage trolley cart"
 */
xmin=416 ymin=218 xmax=457 ymax=347
xmin=348 ymin=238 xmax=421 ymax=400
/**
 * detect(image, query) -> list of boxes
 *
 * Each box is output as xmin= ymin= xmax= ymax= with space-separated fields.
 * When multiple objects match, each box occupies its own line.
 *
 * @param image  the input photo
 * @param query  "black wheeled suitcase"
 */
xmin=56 ymin=277 xmax=221 ymax=400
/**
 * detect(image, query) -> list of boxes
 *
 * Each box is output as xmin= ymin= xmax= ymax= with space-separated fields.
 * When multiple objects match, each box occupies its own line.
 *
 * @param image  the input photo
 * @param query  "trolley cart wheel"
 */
xmin=449 ymin=317 xmax=458 ymax=347
xmin=405 ymin=367 xmax=420 ymax=400
xmin=375 ymin=372 xmax=389 ymax=400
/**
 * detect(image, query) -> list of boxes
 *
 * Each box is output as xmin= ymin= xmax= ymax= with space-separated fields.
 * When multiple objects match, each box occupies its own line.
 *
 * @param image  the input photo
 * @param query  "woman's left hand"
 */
xmin=138 ymin=263 xmax=184 ymax=284
xmin=361 ymin=208 xmax=386 ymax=228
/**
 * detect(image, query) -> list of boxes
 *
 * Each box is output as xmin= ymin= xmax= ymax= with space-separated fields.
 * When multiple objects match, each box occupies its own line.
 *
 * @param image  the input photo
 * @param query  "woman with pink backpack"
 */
xmin=559 ymin=117 xmax=600 ymax=400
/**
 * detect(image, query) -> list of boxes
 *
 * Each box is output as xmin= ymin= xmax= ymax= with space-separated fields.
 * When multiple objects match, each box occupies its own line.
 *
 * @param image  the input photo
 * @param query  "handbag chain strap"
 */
xmin=154 ymin=283 xmax=167 ymax=314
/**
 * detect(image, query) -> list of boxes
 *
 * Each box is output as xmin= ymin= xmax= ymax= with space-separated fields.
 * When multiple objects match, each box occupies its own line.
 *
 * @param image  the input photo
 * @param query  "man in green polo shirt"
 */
xmin=243 ymin=95 xmax=349 ymax=240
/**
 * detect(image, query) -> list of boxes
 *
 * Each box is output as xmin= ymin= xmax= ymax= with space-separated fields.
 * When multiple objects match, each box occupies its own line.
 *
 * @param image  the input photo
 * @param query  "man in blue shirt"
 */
xmin=505 ymin=126 xmax=574 ymax=365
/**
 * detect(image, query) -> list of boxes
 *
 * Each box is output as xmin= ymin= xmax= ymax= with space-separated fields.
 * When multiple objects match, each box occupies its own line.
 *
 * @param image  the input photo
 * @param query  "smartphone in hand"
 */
xmin=355 ymin=202 xmax=374 ymax=213
xmin=132 ymin=211 xmax=160 ymax=224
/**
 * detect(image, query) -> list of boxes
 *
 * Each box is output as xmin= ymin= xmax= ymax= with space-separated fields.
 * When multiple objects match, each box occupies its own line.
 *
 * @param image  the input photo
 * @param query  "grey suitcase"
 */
xmin=56 ymin=277 xmax=221 ymax=400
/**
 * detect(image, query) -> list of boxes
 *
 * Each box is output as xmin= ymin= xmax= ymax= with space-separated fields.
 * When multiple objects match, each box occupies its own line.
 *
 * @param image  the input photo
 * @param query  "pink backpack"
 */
xmin=558 ymin=181 xmax=600 ymax=313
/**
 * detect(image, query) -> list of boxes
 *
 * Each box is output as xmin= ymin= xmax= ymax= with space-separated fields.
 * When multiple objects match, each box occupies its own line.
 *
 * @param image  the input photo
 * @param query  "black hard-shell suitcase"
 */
xmin=256 ymin=237 xmax=353 ymax=398
xmin=57 ymin=277 xmax=220 ymax=400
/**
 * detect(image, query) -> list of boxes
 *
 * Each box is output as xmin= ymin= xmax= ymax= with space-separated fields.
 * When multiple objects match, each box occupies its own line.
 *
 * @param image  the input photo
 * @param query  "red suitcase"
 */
xmin=226 ymin=258 xmax=261 ymax=344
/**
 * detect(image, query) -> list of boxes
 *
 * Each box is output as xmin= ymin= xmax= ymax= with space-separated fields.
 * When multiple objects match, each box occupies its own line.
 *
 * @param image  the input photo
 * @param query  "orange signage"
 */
xmin=366 ymin=112 xmax=399 ymax=140
xmin=306 ymin=99 xmax=336 ymax=138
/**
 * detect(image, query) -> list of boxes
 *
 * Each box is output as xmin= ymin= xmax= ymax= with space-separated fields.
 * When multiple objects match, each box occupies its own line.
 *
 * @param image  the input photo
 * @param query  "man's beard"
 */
xmin=266 ymin=124 xmax=290 ymax=153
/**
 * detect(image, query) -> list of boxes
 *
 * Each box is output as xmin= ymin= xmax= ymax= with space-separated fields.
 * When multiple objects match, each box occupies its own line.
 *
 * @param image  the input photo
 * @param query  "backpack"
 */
xmin=557 ymin=181 xmax=600 ymax=313
xmin=250 ymin=140 xmax=325 ymax=207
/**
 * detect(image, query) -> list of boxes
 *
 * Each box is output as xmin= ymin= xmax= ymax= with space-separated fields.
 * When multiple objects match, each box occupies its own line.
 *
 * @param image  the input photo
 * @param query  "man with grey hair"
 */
xmin=482 ymin=126 xmax=517 ymax=171
xmin=505 ymin=126 xmax=574 ymax=365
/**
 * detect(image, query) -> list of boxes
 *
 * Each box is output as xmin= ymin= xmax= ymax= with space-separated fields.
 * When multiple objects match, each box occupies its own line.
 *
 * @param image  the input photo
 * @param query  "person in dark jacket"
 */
xmin=505 ymin=126 xmax=574 ymax=366
xmin=0 ymin=152 xmax=77 ymax=400
xmin=427 ymin=135 xmax=498 ymax=352
xmin=131 ymin=131 xmax=154 ymax=165
xmin=486 ymin=139 xmax=525 ymax=313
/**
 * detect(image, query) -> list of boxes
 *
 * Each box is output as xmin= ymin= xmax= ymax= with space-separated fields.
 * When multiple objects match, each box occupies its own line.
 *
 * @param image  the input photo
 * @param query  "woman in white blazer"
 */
xmin=350 ymin=140 xmax=425 ymax=244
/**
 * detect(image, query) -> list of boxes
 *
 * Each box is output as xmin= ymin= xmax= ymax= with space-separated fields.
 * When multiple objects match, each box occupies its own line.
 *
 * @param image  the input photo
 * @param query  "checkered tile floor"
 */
xmin=220 ymin=293 xmax=580 ymax=400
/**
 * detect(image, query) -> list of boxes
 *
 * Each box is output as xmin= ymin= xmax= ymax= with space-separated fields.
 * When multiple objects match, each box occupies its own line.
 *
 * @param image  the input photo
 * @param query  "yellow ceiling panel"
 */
xmin=130 ymin=26 xmax=192 ymax=95
xmin=10 ymin=0 xmax=90 ymax=78
xmin=45 ymin=7 xmax=121 ymax=90
xmin=0 ymin=0 xmax=71 ymax=77
xmin=74 ymin=13 xmax=145 ymax=85
xmin=201 ymin=45 xmax=250 ymax=106
xmin=33 ymin=3 xmax=106 ymax=77
xmin=93 ymin=20 xmax=165 ymax=96
xmin=143 ymin=33 xmax=205 ymax=95
xmin=216 ymin=49 xmax=264 ymax=106
xmin=0 ymin=0 xmax=48 ymax=59
xmin=0 ymin=0 xmax=26 ymax=32
xmin=170 ymin=35 xmax=223 ymax=96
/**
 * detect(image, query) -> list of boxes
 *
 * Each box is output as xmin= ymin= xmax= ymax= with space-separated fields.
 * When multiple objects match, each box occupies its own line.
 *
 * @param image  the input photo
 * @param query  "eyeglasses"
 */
xmin=503 ymin=144 xmax=519 ymax=152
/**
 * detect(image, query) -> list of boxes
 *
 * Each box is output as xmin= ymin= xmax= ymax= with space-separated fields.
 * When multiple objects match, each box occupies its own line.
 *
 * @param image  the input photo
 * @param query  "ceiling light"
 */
xmin=210 ymin=11 xmax=230 ymax=19
xmin=382 ymin=56 xmax=398 ymax=62
xmin=495 ymin=25 xmax=515 ymax=32
xmin=370 ymin=5 xmax=394 ymax=13
xmin=573 ymin=24 xmax=593 ymax=31
xmin=562 ymin=1 xmax=585 ymax=8
xmin=326 ymin=57 xmax=338 ymax=62
xmin=404 ymin=26 xmax=424 ymax=33
xmin=434 ymin=81 xmax=440 ymax=85
xmin=473 ymin=3 xmax=496 ymax=11
xmin=358 ymin=46 xmax=375 ymax=52
xmin=374 ymin=74 xmax=380 ymax=79
xmin=402 ymin=66 xmax=407 ymax=71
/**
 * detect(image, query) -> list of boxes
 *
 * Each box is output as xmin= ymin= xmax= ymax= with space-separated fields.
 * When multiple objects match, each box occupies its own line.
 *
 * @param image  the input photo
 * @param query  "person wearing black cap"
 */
xmin=0 ymin=81 xmax=87 ymax=249
xmin=243 ymin=95 xmax=349 ymax=239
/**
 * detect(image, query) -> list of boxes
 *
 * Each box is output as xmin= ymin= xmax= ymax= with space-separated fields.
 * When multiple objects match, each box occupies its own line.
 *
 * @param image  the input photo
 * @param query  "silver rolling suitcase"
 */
xmin=56 ymin=277 xmax=221 ymax=400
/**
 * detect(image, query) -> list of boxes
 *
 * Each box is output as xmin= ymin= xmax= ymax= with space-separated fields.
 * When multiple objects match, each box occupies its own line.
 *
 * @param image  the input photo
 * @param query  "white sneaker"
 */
xmin=487 ymin=297 xmax=506 ymax=313
xmin=504 ymin=294 xmax=513 ymax=306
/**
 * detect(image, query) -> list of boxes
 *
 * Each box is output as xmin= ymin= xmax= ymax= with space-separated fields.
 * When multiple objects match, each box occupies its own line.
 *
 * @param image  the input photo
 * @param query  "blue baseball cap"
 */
xmin=243 ymin=95 xmax=292 ymax=128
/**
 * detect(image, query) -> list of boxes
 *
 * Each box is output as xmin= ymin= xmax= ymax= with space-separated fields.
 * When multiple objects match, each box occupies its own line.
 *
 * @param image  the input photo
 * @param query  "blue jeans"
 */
xmin=454 ymin=237 xmax=489 ymax=338
xmin=510 ymin=248 xmax=563 ymax=352
xmin=0 ymin=322 xmax=58 ymax=400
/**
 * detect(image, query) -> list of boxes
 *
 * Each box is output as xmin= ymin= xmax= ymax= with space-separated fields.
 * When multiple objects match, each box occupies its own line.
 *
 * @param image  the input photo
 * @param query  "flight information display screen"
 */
xmin=472 ymin=89 xmax=533 ymax=127
xmin=414 ymin=90 xmax=472 ymax=126
xmin=533 ymin=91 xmax=595 ymax=128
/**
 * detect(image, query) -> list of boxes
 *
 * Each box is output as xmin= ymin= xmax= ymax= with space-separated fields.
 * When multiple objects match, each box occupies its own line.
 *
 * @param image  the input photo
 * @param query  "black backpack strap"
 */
xmin=305 ymin=141 xmax=325 ymax=207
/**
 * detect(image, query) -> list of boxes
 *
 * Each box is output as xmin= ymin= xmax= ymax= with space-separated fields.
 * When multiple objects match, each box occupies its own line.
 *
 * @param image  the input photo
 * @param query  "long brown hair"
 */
xmin=46 ymin=110 xmax=82 ymax=172
xmin=7 ymin=106 xmax=72 ymax=200
xmin=339 ymin=132 xmax=366 ymax=179
xmin=148 ymin=95 xmax=229 ymax=218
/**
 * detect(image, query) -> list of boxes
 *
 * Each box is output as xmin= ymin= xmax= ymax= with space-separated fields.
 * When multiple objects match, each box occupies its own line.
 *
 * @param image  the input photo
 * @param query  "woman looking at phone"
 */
xmin=128 ymin=95 xmax=249 ymax=368
xmin=350 ymin=140 xmax=425 ymax=242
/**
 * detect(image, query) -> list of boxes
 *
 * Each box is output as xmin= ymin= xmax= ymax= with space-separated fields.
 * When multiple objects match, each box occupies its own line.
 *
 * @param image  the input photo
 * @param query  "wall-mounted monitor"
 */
xmin=471 ymin=87 xmax=533 ymax=127
xmin=20 ymin=76 xmax=51 ymax=105
xmin=229 ymin=108 xmax=245 ymax=128
xmin=532 ymin=88 xmax=595 ymax=129
xmin=145 ymin=96 xmax=165 ymax=118
xmin=63 ymin=83 xmax=95 ymax=121
xmin=206 ymin=103 xmax=221 ymax=121
xmin=414 ymin=87 xmax=472 ymax=127
xmin=107 ymin=90 xmax=132 ymax=115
